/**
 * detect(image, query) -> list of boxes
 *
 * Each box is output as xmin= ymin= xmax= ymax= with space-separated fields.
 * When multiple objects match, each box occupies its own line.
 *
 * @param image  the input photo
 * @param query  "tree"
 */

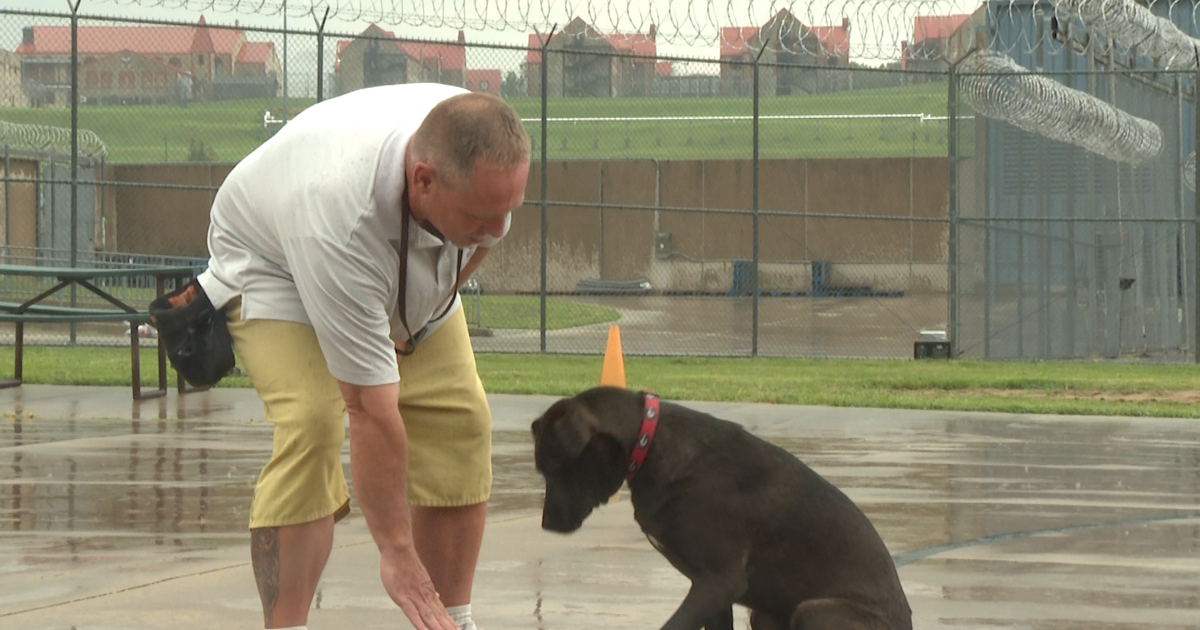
xmin=502 ymin=63 xmax=527 ymax=98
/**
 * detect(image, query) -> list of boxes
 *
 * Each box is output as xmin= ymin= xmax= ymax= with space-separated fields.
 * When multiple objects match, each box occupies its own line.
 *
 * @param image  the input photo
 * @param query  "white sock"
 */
xmin=447 ymin=604 xmax=477 ymax=630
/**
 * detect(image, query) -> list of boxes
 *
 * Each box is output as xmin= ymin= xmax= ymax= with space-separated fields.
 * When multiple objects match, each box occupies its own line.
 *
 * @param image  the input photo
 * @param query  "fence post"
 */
xmin=537 ymin=26 xmax=557 ymax=353
xmin=751 ymin=41 xmax=769 ymax=358
xmin=313 ymin=7 xmax=329 ymax=102
xmin=99 ymin=154 xmax=105 ymax=252
xmin=69 ymin=0 xmax=81 ymax=344
xmin=282 ymin=0 xmax=289 ymax=123
xmin=4 ymin=144 xmax=9 ymax=263
xmin=48 ymin=156 xmax=55 ymax=257
xmin=947 ymin=48 xmax=977 ymax=360
xmin=1194 ymin=63 xmax=1200 ymax=363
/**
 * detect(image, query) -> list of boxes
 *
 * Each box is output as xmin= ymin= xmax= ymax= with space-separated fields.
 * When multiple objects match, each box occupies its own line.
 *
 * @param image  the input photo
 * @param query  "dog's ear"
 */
xmin=554 ymin=404 xmax=601 ymax=459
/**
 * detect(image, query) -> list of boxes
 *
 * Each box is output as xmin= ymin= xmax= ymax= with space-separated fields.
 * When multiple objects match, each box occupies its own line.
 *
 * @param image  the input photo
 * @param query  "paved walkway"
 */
xmin=2 ymin=385 xmax=1198 ymax=629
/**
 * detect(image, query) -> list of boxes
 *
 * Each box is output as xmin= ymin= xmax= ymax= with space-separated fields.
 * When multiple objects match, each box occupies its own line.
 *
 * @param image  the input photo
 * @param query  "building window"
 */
xmin=197 ymin=54 xmax=205 ymax=65
xmin=215 ymin=58 xmax=224 ymax=76
xmin=169 ymin=57 xmax=181 ymax=68
xmin=480 ymin=80 xmax=489 ymax=91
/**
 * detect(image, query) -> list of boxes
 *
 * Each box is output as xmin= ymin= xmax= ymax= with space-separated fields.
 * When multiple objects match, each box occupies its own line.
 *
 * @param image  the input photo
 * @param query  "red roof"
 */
xmin=237 ymin=41 xmax=275 ymax=65
xmin=810 ymin=22 xmax=850 ymax=57
xmin=913 ymin=15 xmax=972 ymax=44
xmin=190 ymin=16 xmax=215 ymax=54
xmin=723 ymin=19 xmax=849 ymax=59
xmin=720 ymin=27 xmax=759 ymax=58
xmin=526 ymin=33 xmax=558 ymax=64
xmin=656 ymin=61 xmax=671 ymax=77
xmin=337 ymin=25 xmax=465 ymax=72
xmin=15 ymin=16 xmax=252 ymax=58
xmin=398 ymin=40 xmax=465 ymax=71
xmin=527 ymin=25 xmax=655 ymax=63
xmin=18 ymin=25 xmax=198 ymax=56
xmin=466 ymin=69 xmax=502 ymax=95
xmin=603 ymin=33 xmax=656 ymax=60
xmin=209 ymin=28 xmax=245 ymax=56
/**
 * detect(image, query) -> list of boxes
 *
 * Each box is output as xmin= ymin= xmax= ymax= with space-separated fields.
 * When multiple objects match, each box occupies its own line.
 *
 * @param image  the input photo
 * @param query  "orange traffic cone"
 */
xmin=600 ymin=324 xmax=626 ymax=388
xmin=602 ymin=325 xmax=627 ymax=502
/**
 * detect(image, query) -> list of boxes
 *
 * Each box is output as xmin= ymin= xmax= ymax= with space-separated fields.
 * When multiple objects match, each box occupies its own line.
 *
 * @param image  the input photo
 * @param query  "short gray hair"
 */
xmin=410 ymin=92 xmax=530 ymax=188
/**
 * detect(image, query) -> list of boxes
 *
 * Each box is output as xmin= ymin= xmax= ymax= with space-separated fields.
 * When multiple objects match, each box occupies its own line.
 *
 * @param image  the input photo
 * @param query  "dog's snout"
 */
xmin=541 ymin=511 xmax=583 ymax=533
xmin=540 ymin=495 xmax=586 ymax=533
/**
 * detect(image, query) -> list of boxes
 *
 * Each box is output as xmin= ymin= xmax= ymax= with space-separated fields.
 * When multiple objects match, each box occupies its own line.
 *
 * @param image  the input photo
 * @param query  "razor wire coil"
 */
xmin=0 ymin=120 xmax=109 ymax=159
xmin=1049 ymin=0 xmax=1200 ymax=69
xmin=959 ymin=49 xmax=1163 ymax=166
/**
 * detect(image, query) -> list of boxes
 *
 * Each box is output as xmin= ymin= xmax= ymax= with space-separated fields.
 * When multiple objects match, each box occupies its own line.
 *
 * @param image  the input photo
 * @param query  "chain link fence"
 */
xmin=1 ymin=3 xmax=1196 ymax=362
xmin=950 ymin=1 xmax=1199 ymax=362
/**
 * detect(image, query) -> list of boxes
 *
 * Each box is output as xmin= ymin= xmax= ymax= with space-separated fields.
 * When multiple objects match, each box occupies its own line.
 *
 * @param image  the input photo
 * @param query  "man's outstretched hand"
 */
xmin=381 ymin=546 xmax=459 ymax=630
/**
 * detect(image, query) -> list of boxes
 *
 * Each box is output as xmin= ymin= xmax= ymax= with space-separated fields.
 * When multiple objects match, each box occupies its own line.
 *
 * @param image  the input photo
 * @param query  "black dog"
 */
xmin=530 ymin=386 xmax=912 ymax=630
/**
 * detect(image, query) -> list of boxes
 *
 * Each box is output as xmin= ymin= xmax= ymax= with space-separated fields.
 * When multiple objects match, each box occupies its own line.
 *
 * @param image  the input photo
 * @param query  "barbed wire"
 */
xmin=58 ymin=0 xmax=1200 ymax=63
xmin=57 ymin=0 xmax=1029 ymax=62
xmin=960 ymin=50 xmax=1163 ymax=166
xmin=0 ymin=120 xmax=109 ymax=158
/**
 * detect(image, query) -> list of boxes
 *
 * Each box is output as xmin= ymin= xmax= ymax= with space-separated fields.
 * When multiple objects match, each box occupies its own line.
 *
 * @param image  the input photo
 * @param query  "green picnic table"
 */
xmin=0 ymin=263 xmax=207 ymax=400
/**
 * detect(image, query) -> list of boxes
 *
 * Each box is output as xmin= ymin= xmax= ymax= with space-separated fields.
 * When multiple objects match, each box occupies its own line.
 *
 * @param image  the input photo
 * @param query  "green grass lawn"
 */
xmin=0 ymin=82 xmax=956 ymax=162
xmin=0 ymin=280 xmax=618 ymax=330
xmin=461 ymin=295 xmax=619 ymax=330
xmin=2 ymin=346 xmax=1197 ymax=418
xmin=0 ymin=97 xmax=317 ymax=163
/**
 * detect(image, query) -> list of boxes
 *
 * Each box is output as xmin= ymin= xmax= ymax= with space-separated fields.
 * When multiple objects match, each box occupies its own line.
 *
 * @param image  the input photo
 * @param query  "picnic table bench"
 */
xmin=0 ymin=263 xmax=207 ymax=400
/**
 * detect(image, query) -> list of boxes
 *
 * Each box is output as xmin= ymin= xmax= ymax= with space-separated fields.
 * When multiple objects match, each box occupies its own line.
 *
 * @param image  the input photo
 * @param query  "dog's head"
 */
xmin=531 ymin=392 xmax=629 ymax=533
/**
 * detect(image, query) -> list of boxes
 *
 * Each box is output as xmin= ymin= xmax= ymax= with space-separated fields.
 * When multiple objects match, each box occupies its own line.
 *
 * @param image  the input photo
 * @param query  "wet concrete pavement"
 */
xmin=469 ymin=295 xmax=946 ymax=359
xmin=2 ymin=385 xmax=1199 ymax=630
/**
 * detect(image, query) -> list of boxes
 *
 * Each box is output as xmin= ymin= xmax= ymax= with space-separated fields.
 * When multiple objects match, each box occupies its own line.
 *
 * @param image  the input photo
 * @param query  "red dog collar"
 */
xmin=627 ymin=391 xmax=660 ymax=481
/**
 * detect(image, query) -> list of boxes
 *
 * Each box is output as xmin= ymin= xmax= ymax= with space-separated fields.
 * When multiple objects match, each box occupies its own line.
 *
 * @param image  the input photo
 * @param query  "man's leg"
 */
xmin=251 ymin=516 xmax=335 ymax=628
xmin=227 ymin=300 xmax=352 ymax=629
xmin=412 ymin=502 xmax=488 ymax=606
xmin=399 ymin=307 xmax=493 ymax=623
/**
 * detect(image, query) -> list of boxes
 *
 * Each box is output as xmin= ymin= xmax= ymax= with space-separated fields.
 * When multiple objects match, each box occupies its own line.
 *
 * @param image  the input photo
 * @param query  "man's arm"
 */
xmin=338 ymin=381 xmax=458 ymax=630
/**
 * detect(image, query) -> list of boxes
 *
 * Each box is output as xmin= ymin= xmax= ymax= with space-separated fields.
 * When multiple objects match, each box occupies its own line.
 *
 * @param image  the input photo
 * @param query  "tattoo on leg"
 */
xmin=251 ymin=527 xmax=281 ymax=625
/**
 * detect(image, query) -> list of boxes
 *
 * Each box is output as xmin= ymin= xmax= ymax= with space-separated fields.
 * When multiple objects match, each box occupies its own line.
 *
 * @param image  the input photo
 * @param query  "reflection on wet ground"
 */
xmin=1 ymin=390 xmax=1199 ymax=628
xmin=0 ymin=420 xmax=549 ymax=548
xmin=470 ymin=294 xmax=946 ymax=359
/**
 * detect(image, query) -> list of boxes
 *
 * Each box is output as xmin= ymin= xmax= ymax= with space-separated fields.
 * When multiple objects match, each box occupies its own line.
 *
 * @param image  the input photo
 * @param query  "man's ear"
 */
xmin=411 ymin=161 xmax=436 ymax=193
xmin=554 ymin=405 xmax=601 ymax=459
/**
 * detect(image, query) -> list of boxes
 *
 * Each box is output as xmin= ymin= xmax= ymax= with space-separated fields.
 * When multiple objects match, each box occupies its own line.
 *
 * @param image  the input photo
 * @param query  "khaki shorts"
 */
xmin=226 ymin=300 xmax=493 ymax=529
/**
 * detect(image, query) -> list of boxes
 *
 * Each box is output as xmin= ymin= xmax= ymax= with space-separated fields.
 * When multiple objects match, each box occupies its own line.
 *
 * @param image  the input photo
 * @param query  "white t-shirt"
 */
xmin=198 ymin=83 xmax=509 ymax=386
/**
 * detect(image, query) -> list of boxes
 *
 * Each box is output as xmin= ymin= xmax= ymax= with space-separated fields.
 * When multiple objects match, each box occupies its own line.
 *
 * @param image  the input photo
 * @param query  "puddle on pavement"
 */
xmin=0 ymin=419 xmax=546 ymax=546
